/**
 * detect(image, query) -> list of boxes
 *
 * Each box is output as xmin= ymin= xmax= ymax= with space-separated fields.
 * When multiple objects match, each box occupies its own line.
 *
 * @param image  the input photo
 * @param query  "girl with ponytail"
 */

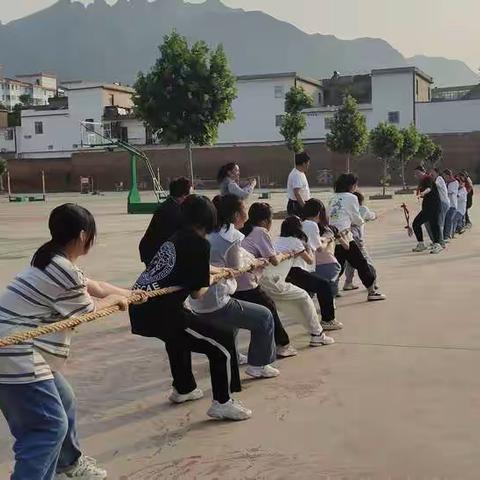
xmin=0 ymin=203 xmax=146 ymax=480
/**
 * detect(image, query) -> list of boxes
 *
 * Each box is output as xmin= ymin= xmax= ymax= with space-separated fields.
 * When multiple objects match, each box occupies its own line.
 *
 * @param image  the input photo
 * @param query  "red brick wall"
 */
xmin=6 ymin=132 xmax=480 ymax=193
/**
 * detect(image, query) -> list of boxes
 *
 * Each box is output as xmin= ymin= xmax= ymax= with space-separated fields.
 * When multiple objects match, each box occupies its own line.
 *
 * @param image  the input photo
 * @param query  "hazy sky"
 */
xmin=1 ymin=0 xmax=479 ymax=71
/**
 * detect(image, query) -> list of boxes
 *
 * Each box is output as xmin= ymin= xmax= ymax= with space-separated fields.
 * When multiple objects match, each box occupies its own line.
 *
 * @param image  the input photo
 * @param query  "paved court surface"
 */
xmin=0 ymin=189 xmax=479 ymax=479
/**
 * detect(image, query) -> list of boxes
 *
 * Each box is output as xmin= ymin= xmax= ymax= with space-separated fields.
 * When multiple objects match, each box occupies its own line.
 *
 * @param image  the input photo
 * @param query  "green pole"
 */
xmin=127 ymin=153 xmax=141 ymax=210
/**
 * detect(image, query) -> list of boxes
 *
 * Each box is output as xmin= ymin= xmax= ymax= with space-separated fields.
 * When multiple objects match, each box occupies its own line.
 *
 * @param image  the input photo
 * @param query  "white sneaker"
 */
xmin=245 ymin=364 xmax=280 ymax=378
xmin=367 ymin=291 xmax=386 ymax=301
xmin=412 ymin=242 xmax=427 ymax=252
xmin=320 ymin=320 xmax=344 ymax=331
xmin=343 ymin=283 xmax=359 ymax=291
xmin=168 ymin=387 xmax=204 ymax=404
xmin=310 ymin=333 xmax=335 ymax=347
xmin=276 ymin=344 xmax=298 ymax=358
xmin=237 ymin=353 xmax=248 ymax=365
xmin=56 ymin=456 xmax=107 ymax=479
xmin=207 ymin=399 xmax=252 ymax=421
xmin=430 ymin=243 xmax=443 ymax=254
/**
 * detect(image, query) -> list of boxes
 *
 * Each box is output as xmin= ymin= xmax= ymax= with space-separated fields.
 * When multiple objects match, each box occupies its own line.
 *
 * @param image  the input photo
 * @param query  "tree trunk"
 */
xmin=401 ymin=160 xmax=406 ymax=190
xmin=383 ymin=158 xmax=387 ymax=197
xmin=187 ymin=138 xmax=194 ymax=187
xmin=346 ymin=154 xmax=350 ymax=173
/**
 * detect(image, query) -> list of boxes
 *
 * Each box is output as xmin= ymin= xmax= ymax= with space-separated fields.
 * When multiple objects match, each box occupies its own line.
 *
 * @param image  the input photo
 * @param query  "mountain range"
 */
xmin=0 ymin=0 xmax=478 ymax=88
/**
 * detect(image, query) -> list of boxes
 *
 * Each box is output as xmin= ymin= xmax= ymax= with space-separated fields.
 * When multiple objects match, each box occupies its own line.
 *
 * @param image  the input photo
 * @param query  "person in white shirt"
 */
xmin=442 ymin=169 xmax=459 ymax=240
xmin=344 ymin=191 xmax=378 ymax=291
xmin=286 ymin=151 xmax=311 ymax=216
xmin=429 ymin=168 xmax=450 ymax=246
xmin=454 ymin=175 xmax=468 ymax=234
xmin=328 ymin=174 xmax=386 ymax=302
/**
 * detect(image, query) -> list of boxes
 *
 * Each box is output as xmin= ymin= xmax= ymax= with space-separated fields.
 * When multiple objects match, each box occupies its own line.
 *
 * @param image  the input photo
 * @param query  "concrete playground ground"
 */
xmin=0 ymin=188 xmax=480 ymax=479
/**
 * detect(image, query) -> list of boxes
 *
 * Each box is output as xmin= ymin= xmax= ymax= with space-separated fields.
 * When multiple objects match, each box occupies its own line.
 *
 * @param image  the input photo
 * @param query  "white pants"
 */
xmin=259 ymin=275 xmax=323 ymax=336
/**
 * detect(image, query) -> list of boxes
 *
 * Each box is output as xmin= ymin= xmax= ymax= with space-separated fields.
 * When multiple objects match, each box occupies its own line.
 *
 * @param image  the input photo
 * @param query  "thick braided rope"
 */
xmin=0 ymin=254 xmax=293 ymax=348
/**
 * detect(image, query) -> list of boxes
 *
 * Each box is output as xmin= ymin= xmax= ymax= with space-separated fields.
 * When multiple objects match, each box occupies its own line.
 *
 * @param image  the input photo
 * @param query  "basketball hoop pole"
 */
xmin=41 ymin=170 xmax=46 ymax=201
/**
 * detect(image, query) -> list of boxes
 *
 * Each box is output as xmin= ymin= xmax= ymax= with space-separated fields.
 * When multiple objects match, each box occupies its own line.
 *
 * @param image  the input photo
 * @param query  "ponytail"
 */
xmin=31 ymin=203 xmax=96 ymax=271
xmin=241 ymin=220 xmax=254 ymax=237
xmin=241 ymin=202 xmax=272 ymax=236
xmin=32 ymin=240 xmax=62 ymax=270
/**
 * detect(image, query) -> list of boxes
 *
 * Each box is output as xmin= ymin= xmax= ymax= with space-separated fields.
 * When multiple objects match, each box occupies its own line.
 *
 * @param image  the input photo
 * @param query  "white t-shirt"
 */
xmin=287 ymin=169 xmax=311 ymax=202
xmin=435 ymin=176 xmax=449 ymax=206
xmin=301 ymin=220 xmax=322 ymax=272
xmin=328 ymin=192 xmax=364 ymax=232
xmin=274 ymin=236 xmax=310 ymax=271
xmin=447 ymin=180 xmax=459 ymax=209
xmin=457 ymin=187 xmax=467 ymax=215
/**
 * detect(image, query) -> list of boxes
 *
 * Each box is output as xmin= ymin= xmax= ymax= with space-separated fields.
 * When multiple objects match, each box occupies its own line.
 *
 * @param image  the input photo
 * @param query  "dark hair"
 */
xmin=302 ymin=198 xmax=329 ymax=227
xmin=414 ymin=165 xmax=426 ymax=173
xmin=433 ymin=167 xmax=441 ymax=175
xmin=242 ymin=202 xmax=273 ymax=236
xmin=214 ymin=194 xmax=244 ymax=231
xmin=181 ymin=195 xmax=217 ymax=234
xmin=280 ymin=216 xmax=308 ymax=243
xmin=353 ymin=191 xmax=364 ymax=206
xmin=217 ymin=162 xmax=237 ymax=183
xmin=443 ymin=169 xmax=453 ymax=176
xmin=32 ymin=203 xmax=96 ymax=270
xmin=169 ymin=177 xmax=191 ymax=198
xmin=334 ymin=173 xmax=358 ymax=193
xmin=295 ymin=151 xmax=310 ymax=166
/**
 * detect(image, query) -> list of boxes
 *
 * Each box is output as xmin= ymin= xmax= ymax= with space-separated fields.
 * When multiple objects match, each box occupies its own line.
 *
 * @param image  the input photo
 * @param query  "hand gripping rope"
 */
xmin=0 ymin=254 xmax=294 ymax=348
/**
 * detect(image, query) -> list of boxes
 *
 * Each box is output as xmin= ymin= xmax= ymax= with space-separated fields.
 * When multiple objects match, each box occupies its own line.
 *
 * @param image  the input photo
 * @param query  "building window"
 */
xmin=274 ymin=86 xmax=284 ymax=99
xmin=34 ymin=121 xmax=44 ymax=135
xmin=5 ymin=129 xmax=14 ymax=141
xmin=275 ymin=114 xmax=285 ymax=127
xmin=324 ymin=117 xmax=334 ymax=130
xmin=85 ymin=119 xmax=95 ymax=132
xmin=109 ymin=94 xmax=115 ymax=106
xmin=388 ymin=111 xmax=400 ymax=124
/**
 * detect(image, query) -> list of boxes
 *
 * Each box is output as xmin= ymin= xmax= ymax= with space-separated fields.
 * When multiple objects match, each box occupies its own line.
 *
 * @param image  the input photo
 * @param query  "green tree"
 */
xmin=280 ymin=86 xmax=314 ymax=160
xmin=133 ymin=32 xmax=237 ymax=184
xmin=425 ymin=143 xmax=443 ymax=169
xmin=416 ymin=134 xmax=436 ymax=168
xmin=19 ymin=94 xmax=33 ymax=106
xmin=369 ymin=122 xmax=404 ymax=196
xmin=395 ymin=124 xmax=421 ymax=189
xmin=0 ymin=157 xmax=7 ymax=193
xmin=326 ymin=94 xmax=368 ymax=173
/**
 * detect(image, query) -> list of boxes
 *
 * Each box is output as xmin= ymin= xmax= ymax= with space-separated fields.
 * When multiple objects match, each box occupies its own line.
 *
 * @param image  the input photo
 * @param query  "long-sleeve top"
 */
xmin=328 ymin=192 xmax=364 ymax=232
xmin=219 ymin=178 xmax=254 ymax=199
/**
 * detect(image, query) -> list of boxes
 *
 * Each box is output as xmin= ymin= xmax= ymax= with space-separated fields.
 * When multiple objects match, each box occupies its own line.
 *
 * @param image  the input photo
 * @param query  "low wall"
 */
xmin=5 ymin=132 xmax=480 ymax=193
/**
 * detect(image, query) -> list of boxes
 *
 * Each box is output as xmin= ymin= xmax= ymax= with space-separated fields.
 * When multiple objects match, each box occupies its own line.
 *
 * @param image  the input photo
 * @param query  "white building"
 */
xmin=11 ymin=81 xmax=146 ymax=159
xmin=0 ymin=68 xmax=57 ymax=110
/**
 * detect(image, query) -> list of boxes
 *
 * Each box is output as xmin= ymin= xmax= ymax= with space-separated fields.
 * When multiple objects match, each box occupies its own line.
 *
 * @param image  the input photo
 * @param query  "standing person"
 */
xmin=130 ymin=195 xmax=252 ymax=421
xmin=287 ymin=151 xmax=311 ymax=216
xmin=218 ymin=162 xmax=256 ymax=199
xmin=301 ymin=199 xmax=341 ymax=297
xmin=277 ymin=216 xmax=343 ymax=332
xmin=139 ymin=177 xmax=192 ymax=266
xmin=242 ymin=205 xmax=334 ymax=345
xmin=343 ymin=191 xmax=378 ymax=291
xmin=454 ymin=175 xmax=468 ymax=234
xmin=443 ymin=169 xmax=459 ymax=240
xmin=328 ymin=173 xmax=386 ymax=301
xmin=189 ymin=195 xmax=279 ymax=380
xmin=235 ymin=203 xmax=297 ymax=358
xmin=0 ymin=204 xmax=145 ymax=480
xmin=429 ymin=168 xmax=450 ymax=246
xmin=462 ymin=170 xmax=474 ymax=229
xmin=412 ymin=176 xmax=443 ymax=254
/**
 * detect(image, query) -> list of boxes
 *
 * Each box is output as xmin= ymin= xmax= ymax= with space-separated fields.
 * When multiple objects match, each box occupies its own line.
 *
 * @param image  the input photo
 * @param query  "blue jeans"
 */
xmin=0 ymin=372 xmax=81 ymax=480
xmin=444 ymin=207 xmax=457 ymax=239
xmin=452 ymin=211 xmax=465 ymax=233
xmin=314 ymin=263 xmax=341 ymax=296
xmin=193 ymin=298 xmax=276 ymax=367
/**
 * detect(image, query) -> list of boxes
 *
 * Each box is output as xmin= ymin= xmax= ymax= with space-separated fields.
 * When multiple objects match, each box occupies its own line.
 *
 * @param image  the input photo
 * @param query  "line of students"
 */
xmin=411 ymin=166 xmax=474 ymax=254
xmin=0 ymin=169 xmax=385 ymax=479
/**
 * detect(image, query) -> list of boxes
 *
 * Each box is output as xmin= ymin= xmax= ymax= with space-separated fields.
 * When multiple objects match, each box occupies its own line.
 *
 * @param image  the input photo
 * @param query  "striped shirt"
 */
xmin=0 ymin=255 xmax=94 ymax=384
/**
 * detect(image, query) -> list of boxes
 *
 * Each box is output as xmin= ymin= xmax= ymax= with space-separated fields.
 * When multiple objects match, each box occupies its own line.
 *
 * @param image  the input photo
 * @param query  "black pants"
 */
xmin=287 ymin=199 xmax=302 ymax=216
xmin=233 ymin=287 xmax=290 ymax=347
xmin=413 ymin=210 xmax=440 ymax=243
xmin=164 ymin=317 xmax=240 ymax=404
xmin=334 ymin=242 xmax=375 ymax=289
xmin=286 ymin=267 xmax=335 ymax=322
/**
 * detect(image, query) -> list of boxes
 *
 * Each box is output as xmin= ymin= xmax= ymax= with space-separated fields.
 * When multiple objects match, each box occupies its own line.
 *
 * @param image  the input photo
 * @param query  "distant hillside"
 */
xmin=408 ymin=55 xmax=479 ymax=87
xmin=0 ymin=0 xmax=478 ymax=88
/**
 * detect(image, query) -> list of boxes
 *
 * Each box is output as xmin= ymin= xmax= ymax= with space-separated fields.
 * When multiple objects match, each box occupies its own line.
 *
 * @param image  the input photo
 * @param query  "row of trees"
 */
xmin=280 ymin=89 xmax=442 ymax=190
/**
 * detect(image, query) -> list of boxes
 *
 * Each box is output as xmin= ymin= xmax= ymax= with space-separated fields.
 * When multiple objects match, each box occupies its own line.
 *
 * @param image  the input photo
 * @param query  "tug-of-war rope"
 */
xmin=0 ymin=253 xmax=295 ymax=348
